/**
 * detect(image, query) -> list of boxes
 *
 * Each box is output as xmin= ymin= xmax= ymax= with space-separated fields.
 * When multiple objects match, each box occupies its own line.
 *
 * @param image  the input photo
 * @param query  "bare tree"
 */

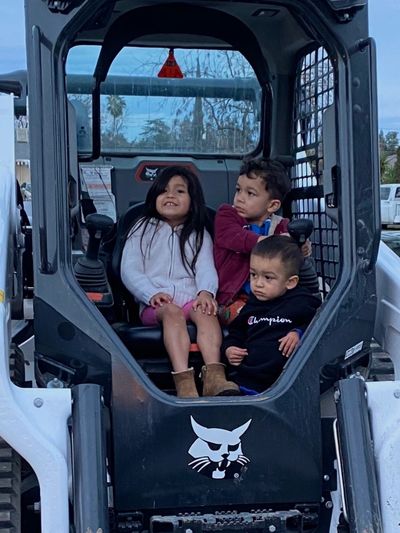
xmin=133 ymin=49 xmax=260 ymax=153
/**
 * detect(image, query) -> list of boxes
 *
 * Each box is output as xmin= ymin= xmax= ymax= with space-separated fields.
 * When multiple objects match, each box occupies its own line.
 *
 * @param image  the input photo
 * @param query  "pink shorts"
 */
xmin=140 ymin=300 xmax=195 ymax=326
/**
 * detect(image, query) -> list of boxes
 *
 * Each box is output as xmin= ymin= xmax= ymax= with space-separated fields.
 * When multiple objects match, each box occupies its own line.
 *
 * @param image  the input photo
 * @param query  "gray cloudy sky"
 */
xmin=0 ymin=1 xmax=398 ymax=133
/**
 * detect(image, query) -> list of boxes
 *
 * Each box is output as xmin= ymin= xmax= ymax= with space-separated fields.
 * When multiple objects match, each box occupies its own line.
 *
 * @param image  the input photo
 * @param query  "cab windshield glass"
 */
xmin=66 ymin=46 xmax=262 ymax=155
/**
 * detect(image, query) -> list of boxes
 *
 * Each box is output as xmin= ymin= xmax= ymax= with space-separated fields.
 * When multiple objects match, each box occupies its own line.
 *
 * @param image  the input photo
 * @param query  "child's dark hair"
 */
xmin=251 ymin=235 xmax=303 ymax=277
xmin=134 ymin=165 xmax=207 ymax=273
xmin=239 ymin=158 xmax=291 ymax=202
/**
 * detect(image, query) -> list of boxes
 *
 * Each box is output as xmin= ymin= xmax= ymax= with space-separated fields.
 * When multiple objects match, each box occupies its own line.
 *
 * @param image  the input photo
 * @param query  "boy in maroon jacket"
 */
xmin=214 ymin=157 xmax=310 ymax=324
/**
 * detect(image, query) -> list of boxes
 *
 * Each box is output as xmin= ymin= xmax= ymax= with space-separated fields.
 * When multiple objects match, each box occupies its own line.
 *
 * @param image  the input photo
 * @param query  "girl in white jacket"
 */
xmin=121 ymin=166 xmax=239 ymax=398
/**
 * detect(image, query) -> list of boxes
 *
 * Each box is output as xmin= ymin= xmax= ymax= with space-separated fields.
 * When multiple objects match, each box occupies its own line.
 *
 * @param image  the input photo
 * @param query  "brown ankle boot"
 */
xmin=202 ymin=363 xmax=240 ymax=396
xmin=172 ymin=368 xmax=199 ymax=398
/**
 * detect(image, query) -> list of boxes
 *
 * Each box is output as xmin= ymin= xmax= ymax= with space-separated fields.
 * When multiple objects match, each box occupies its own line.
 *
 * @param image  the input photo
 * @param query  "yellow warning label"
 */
xmin=0 ymin=290 xmax=4 ymax=303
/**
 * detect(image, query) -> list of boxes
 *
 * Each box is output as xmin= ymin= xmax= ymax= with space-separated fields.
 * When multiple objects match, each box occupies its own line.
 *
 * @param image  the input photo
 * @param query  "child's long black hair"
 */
xmin=134 ymin=166 xmax=207 ymax=273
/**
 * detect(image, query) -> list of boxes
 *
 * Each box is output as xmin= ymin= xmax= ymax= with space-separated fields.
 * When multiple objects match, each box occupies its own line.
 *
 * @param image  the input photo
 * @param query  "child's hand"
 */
xmin=301 ymin=239 xmax=312 ymax=257
xmin=150 ymin=292 xmax=172 ymax=308
xmin=193 ymin=291 xmax=218 ymax=315
xmin=226 ymin=346 xmax=248 ymax=366
xmin=279 ymin=331 xmax=300 ymax=357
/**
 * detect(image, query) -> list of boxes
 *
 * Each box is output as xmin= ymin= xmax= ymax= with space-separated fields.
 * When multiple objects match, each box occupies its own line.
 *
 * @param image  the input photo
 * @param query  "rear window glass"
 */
xmin=66 ymin=46 xmax=262 ymax=156
xmin=380 ymin=187 xmax=390 ymax=200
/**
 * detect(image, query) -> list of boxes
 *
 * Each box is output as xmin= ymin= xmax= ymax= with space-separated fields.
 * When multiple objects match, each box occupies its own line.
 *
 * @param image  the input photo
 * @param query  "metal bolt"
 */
xmin=324 ymin=474 xmax=330 ymax=481
xmin=47 ymin=378 xmax=64 ymax=389
xmin=325 ymin=501 xmax=333 ymax=509
xmin=394 ymin=390 xmax=400 ymax=399
xmin=269 ymin=526 xmax=276 ymax=533
xmin=33 ymin=398 xmax=43 ymax=408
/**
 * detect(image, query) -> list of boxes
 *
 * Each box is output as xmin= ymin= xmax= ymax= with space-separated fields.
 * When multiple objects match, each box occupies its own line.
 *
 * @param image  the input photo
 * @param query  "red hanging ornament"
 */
xmin=158 ymin=48 xmax=184 ymax=78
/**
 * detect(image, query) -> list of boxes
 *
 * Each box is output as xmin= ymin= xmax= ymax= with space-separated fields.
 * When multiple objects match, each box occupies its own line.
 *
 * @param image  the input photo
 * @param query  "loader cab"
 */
xmin=24 ymin=0 xmax=379 ymax=530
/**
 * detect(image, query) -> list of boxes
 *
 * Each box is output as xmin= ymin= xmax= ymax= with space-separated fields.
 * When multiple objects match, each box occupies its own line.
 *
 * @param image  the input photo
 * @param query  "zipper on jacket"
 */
xmin=168 ymin=228 xmax=177 ymax=299
xmin=168 ymin=228 xmax=176 ymax=279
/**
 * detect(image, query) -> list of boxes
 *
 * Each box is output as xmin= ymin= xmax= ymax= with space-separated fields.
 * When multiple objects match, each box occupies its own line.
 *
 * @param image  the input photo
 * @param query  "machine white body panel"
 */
xmin=0 ymin=93 xmax=72 ymax=533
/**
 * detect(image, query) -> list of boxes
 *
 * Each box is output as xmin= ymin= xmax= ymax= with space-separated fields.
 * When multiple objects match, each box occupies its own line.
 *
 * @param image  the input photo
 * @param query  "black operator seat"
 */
xmin=110 ymin=202 xmax=216 ymax=359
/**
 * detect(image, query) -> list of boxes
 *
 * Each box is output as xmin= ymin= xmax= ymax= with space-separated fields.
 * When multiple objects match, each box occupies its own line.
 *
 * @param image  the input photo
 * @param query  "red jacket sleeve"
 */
xmin=274 ymin=218 xmax=289 ymax=234
xmin=214 ymin=204 xmax=259 ymax=254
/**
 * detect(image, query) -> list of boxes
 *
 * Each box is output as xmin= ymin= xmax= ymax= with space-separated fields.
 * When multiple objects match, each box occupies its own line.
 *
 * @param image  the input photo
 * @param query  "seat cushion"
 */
xmin=113 ymin=322 xmax=198 ymax=358
xmin=113 ymin=318 xmax=229 ymax=364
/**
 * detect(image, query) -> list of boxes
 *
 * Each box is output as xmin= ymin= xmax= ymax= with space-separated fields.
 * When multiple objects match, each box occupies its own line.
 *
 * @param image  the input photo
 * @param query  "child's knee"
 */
xmin=160 ymin=303 xmax=185 ymax=320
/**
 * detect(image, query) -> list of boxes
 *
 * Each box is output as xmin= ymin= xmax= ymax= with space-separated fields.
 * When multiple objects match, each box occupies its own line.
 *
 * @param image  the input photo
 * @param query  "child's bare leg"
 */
xmin=189 ymin=310 xmax=222 ymax=364
xmin=156 ymin=304 xmax=190 ymax=372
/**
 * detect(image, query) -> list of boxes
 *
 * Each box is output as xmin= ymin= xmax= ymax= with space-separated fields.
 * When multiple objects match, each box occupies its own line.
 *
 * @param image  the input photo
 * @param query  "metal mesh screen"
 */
xmin=292 ymin=47 xmax=338 ymax=295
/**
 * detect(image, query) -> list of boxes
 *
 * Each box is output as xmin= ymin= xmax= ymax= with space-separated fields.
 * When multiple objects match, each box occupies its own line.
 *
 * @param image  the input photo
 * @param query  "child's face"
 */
xmin=156 ymin=175 xmax=191 ymax=226
xmin=233 ymin=174 xmax=281 ymax=225
xmin=249 ymin=254 xmax=298 ymax=301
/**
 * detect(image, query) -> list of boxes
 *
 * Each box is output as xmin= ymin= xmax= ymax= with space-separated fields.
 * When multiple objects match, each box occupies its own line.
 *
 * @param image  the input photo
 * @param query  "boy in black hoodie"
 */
xmin=223 ymin=235 xmax=320 ymax=394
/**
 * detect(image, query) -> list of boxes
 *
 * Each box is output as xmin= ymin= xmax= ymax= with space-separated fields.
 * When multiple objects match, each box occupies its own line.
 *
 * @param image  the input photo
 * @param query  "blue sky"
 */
xmin=0 ymin=1 xmax=398 ymax=134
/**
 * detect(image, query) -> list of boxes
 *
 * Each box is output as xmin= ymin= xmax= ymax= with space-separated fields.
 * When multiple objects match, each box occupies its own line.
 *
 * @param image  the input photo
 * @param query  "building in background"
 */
xmin=15 ymin=114 xmax=30 ymax=198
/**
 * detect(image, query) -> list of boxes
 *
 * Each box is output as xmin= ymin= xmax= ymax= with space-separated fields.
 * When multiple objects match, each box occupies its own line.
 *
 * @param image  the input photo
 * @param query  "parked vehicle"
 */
xmin=381 ymin=230 xmax=400 ymax=256
xmin=2 ymin=1 xmax=400 ymax=532
xmin=380 ymin=183 xmax=400 ymax=227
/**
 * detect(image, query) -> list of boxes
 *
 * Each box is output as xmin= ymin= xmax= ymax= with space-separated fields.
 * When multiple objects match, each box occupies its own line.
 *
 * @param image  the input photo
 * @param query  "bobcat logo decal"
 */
xmin=144 ymin=167 xmax=159 ymax=180
xmin=188 ymin=416 xmax=251 ymax=479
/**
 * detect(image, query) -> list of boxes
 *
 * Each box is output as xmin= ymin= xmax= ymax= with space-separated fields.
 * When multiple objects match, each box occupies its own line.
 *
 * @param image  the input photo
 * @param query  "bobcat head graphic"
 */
xmin=188 ymin=416 xmax=251 ymax=480
xmin=145 ymin=167 xmax=158 ymax=180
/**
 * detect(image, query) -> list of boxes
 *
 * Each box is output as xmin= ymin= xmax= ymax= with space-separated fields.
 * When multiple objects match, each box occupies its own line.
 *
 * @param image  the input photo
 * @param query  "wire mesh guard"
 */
xmin=292 ymin=46 xmax=338 ymax=296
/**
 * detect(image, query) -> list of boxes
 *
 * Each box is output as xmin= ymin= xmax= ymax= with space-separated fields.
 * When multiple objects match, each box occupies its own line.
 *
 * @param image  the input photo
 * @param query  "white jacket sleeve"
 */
xmin=194 ymin=230 xmax=219 ymax=297
xmin=120 ymin=228 xmax=160 ymax=305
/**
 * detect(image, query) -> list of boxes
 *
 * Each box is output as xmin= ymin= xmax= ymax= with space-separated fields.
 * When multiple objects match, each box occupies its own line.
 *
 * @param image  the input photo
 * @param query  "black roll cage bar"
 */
xmin=67 ymin=74 xmax=260 ymax=101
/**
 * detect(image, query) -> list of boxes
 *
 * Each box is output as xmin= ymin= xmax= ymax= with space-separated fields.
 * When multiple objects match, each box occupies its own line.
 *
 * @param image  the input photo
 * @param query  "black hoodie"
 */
xmin=223 ymin=286 xmax=321 ymax=392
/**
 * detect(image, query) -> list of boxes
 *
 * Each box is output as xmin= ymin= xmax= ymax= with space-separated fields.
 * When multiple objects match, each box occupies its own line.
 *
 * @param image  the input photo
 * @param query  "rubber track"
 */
xmin=0 ymin=441 xmax=21 ymax=533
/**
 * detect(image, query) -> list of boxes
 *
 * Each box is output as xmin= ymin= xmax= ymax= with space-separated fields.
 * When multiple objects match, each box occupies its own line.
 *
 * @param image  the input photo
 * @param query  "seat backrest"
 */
xmin=111 ymin=202 xmax=146 ymax=281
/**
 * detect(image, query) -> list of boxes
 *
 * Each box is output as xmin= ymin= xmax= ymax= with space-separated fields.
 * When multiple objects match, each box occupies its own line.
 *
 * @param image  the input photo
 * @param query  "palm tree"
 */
xmin=106 ymin=95 xmax=126 ymax=138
